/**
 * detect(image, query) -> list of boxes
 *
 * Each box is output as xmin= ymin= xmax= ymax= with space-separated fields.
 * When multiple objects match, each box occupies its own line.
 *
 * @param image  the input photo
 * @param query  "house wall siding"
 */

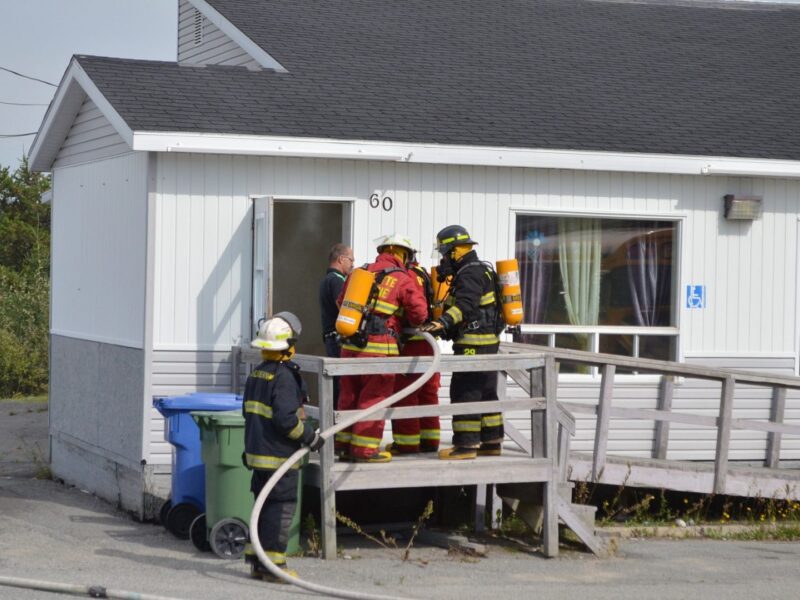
xmin=146 ymin=152 xmax=800 ymax=465
xmin=51 ymin=152 xmax=148 ymax=347
xmin=53 ymin=98 xmax=129 ymax=169
xmin=177 ymin=0 xmax=259 ymax=68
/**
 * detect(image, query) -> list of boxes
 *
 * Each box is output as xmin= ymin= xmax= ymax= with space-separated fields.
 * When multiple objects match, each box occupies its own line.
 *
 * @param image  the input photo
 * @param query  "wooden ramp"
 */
xmin=568 ymin=453 xmax=800 ymax=500
xmin=502 ymin=342 xmax=800 ymax=503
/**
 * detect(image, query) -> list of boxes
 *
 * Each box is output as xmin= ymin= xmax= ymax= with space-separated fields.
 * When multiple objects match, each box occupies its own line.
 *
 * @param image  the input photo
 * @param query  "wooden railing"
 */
xmin=501 ymin=342 xmax=800 ymax=496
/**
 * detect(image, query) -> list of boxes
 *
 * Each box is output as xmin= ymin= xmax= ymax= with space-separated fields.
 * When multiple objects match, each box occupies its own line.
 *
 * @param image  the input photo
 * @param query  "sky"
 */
xmin=0 ymin=0 xmax=176 ymax=170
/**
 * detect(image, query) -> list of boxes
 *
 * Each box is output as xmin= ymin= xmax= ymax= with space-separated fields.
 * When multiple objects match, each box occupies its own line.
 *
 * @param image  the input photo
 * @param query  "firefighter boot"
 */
xmin=259 ymin=565 xmax=299 ymax=584
xmin=438 ymin=446 xmax=478 ymax=460
xmin=351 ymin=449 xmax=392 ymax=463
xmin=477 ymin=442 xmax=502 ymax=456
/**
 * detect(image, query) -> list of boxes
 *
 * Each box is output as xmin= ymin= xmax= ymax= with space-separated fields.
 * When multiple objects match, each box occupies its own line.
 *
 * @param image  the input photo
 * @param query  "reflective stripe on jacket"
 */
xmin=439 ymin=250 xmax=500 ymax=346
xmin=242 ymin=360 xmax=315 ymax=470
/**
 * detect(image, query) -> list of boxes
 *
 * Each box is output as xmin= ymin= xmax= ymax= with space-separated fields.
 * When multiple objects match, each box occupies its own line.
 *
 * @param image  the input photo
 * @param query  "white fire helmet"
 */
xmin=375 ymin=233 xmax=416 ymax=254
xmin=251 ymin=311 xmax=302 ymax=351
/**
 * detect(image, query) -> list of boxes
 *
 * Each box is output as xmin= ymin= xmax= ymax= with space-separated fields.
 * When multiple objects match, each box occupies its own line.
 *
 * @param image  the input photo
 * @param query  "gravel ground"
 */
xmin=0 ymin=400 xmax=49 ymax=478
xmin=2 ymin=401 xmax=800 ymax=599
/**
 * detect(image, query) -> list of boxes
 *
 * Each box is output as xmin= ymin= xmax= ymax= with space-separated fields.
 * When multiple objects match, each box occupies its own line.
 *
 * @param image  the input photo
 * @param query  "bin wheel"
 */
xmin=158 ymin=499 xmax=172 ymax=526
xmin=209 ymin=518 xmax=249 ymax=559
xmin=166 ymin=502 xmax=201 ymax=540
xmin=190 ymin=513 xmax=211 ymax=552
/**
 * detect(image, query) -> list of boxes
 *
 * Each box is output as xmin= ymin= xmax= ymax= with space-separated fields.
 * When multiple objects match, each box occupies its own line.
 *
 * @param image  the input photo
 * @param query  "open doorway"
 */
xmin=251 ymin=197 xmax=352 ymax=357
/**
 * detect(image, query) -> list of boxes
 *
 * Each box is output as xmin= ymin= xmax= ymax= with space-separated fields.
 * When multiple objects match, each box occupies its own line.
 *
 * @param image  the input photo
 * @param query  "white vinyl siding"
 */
xmin=53 ymin=98 xmax=129 ymax=168
xmin=177 ymin=0 xmax=260 ymax=68
xmin=147 ymin=349 xmax=240 ymax=464
xmin=51 ymin=152 xmax=148 ymax=347
xmin=147 ymin=152 xmax=800 ymax=464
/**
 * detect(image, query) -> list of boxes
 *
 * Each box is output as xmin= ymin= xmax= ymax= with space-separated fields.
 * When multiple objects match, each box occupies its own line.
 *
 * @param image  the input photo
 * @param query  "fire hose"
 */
xmin=248 ymin=331 xmax=441 ymax=600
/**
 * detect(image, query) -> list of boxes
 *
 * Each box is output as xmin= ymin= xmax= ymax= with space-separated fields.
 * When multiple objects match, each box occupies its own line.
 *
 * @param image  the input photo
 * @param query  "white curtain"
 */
xmin=557 ymin=218 xmax=602 ymax=330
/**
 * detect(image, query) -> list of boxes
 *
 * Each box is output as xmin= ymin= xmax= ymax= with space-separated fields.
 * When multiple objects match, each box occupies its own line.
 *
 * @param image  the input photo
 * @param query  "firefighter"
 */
xmin=420 ymin=225 xmax=504 ymax=460
xmin=242 ymin=311 xmax=323 ymax=582
xmin=335 ymin=234 xmax=428 ymax=462
xmin=386 ymin=253 xmax=441 ymax=454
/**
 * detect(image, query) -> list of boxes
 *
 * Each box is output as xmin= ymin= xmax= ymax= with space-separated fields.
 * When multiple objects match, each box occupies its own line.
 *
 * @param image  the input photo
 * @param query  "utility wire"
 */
xmin=0 ymin=66 xmax=57 ymax=87
xmin=0 ymin=132 xmax=38 ymax=138
xmin=0 ymin=100 xmax=49 ymax=106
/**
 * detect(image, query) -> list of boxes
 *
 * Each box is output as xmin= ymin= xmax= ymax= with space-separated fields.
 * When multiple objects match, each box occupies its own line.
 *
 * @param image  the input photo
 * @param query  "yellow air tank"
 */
xmin=335 ymin=268 xmax=376 ymax=338
xmin=430 ymin=266 xmax=451 ymax=321
xmin=496 ymin=259 xmax=524 ymax=326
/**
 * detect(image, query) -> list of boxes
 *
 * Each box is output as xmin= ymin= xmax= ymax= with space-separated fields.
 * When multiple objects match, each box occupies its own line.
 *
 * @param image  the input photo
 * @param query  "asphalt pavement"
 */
xmin=2 ymin=402 xmax=800 ymax=599
xmin=2 ymin=475 xmax=800 ymax=600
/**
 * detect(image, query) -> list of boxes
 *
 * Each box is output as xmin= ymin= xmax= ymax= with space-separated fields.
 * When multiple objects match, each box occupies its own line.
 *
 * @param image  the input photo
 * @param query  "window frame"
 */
xmin=508 ymin=206 xmax=687 ymax=379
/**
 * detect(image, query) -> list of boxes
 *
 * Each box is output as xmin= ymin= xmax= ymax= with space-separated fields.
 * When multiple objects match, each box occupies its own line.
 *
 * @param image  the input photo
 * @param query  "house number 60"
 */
xmin=369 ymin=193 xmax=393 ymax=212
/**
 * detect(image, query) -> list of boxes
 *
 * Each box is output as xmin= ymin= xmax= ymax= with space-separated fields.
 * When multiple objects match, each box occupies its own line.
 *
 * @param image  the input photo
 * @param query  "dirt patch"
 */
xmin=0 ymin=400 xmax=49 ymax=478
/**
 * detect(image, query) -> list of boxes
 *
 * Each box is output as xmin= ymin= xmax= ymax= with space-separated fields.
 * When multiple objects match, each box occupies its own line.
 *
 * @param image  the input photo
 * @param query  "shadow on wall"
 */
xmin=196 ymin=211 xmax=252 ymax=389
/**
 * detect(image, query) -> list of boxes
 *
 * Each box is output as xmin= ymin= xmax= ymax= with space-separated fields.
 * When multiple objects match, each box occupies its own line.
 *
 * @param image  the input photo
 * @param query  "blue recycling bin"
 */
xmin=154 ymin=393 xmax=242 ymax=539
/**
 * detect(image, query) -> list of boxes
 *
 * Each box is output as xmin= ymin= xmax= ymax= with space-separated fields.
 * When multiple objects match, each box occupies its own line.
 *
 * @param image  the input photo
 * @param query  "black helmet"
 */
xmin=436 ymin=225 xmax=478 ymax=255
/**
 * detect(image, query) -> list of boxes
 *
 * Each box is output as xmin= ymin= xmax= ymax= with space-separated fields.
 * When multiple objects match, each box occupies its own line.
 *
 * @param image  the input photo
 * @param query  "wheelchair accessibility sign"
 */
xmin=686 ymin=285 xmax=706 ymax=309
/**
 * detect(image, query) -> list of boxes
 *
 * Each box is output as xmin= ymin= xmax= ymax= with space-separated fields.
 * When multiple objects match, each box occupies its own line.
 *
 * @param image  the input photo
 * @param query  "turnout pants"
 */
xmin=244 ymin=468 xmax=298 ymax=568
xmin=335 ymin=347 xmax=395 ymax=459
xmin=450 ymin=343 xmax=503 ymax=448
xmin=391 ymin=340 xmax=441 ymax=452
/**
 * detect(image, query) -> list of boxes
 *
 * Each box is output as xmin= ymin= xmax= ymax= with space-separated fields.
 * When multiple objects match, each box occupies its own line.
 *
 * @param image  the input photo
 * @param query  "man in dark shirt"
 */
xmin=318 ymin=243 xmax=354 ymax=407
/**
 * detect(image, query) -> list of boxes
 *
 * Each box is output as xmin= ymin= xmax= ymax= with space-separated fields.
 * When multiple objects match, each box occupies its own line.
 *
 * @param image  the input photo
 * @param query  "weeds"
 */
xmin=335 ymin=501 xmax=435 ymax=563
xmin=403 ymin=501 xmax=434 ymax=562
xmin=30 ymin=442 xmax=51 ymax=480
xmin=302 ymin=514 xmax=321 ymax=557
xmin=336 ymin=512 xmax=398 ymax=550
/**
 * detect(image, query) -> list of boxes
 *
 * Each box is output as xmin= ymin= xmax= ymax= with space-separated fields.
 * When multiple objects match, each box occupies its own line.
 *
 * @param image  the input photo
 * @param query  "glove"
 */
xmin=418 ymin=321 xmax=444 ymax=333
xmin=307 ymin=430 xmax=325 ymax=452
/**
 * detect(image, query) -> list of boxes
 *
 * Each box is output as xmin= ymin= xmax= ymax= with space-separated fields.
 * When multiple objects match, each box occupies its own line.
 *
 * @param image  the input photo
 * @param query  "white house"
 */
xmin=30 ymin=0 xmax=800 ymax=516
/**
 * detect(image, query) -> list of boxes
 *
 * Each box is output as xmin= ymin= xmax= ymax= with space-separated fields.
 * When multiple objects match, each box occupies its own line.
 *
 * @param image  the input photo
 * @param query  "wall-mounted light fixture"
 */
xmin=723 ymin=194 xmax=762 ymax=220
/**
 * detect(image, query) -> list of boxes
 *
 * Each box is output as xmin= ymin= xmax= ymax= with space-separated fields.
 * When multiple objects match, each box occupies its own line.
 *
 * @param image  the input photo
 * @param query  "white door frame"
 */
xmin=249 ymin=195 xmax=357 ymax=340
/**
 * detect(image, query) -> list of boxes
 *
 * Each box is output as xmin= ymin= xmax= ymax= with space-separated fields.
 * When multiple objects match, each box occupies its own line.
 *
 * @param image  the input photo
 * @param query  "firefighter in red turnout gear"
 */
xmin=387 ymin=259 xmax=441 ymax=454
xmin=335 ymin=234 xmax=428 ymax=462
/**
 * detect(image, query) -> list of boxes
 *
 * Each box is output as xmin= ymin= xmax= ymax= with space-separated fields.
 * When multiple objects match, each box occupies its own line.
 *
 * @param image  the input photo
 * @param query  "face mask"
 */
xmin=436 ymin=254 xmax=455 ymax=281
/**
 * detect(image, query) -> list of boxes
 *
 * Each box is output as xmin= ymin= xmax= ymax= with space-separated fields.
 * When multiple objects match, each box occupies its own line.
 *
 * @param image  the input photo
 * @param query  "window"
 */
xmin=513 ymin=214 xmax=678 ymax=371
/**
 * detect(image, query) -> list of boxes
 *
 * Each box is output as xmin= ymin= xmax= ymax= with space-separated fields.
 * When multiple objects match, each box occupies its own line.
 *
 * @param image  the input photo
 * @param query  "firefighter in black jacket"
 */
xmin=243 ymin=311 xmax=323 ymax=582
xmin=420 ymin=225 xmax=504 ymax=460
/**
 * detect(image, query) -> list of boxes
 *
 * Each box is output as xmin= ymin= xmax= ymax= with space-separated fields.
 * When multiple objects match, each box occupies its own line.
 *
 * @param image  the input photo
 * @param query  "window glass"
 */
xmin=515 ymin=216 xmax=676 ymax=328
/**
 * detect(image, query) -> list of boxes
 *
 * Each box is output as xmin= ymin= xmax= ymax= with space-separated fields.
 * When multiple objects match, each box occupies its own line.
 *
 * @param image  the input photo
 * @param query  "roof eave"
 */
xmin=29 ymin=58 xmax=135 ymax=173
xmin=130 ymin=131 xmax=800 ymax=178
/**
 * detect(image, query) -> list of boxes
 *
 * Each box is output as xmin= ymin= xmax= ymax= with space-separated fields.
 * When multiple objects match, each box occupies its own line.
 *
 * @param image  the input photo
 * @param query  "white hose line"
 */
xmin=249 ymin=332 xmax=441 ymax=600
xmin=0 ymin=574 xmax=184 ymax=600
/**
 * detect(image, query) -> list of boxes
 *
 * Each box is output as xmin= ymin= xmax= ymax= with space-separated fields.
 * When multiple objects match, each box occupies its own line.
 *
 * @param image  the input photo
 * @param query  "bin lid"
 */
xmin=154 ymin=393 xmax=242 ymax=414
xmin=191 ymin=409 xmax=244 ymax=427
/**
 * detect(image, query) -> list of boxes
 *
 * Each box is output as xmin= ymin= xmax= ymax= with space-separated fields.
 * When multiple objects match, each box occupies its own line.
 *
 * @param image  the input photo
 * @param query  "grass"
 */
xmin=0 ymin=394 xmax=47 ymax=403
xmin=704 ymin=523 xmax=800 ymax=541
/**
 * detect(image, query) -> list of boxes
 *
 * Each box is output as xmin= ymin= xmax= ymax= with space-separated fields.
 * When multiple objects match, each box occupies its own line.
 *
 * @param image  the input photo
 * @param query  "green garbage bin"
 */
xmin=191 ymin=410 xmax=304 ymax=559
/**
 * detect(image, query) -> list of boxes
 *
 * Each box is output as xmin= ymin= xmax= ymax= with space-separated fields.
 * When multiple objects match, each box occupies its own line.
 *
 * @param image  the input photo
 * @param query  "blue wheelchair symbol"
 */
xmin=686 ymin=285 xmax=705 ymax=309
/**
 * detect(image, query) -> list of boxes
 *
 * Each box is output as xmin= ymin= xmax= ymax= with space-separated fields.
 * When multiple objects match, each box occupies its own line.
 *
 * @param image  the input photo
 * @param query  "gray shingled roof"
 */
xmin=78 ymin=0 xmax=800 ymax=160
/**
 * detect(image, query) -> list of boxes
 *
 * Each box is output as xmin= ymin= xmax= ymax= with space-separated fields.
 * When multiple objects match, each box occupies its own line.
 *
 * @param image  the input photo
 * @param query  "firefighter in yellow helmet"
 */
xmin=243 ymin=312 xmax=322 ymax=582
xmin=421 ymin=225 xmax=504 ymax=460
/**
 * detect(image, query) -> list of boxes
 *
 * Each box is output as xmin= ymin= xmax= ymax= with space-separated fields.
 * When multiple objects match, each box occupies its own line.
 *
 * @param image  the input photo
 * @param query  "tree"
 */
xmin=0 ymin=157 xmax=51 ymax=396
